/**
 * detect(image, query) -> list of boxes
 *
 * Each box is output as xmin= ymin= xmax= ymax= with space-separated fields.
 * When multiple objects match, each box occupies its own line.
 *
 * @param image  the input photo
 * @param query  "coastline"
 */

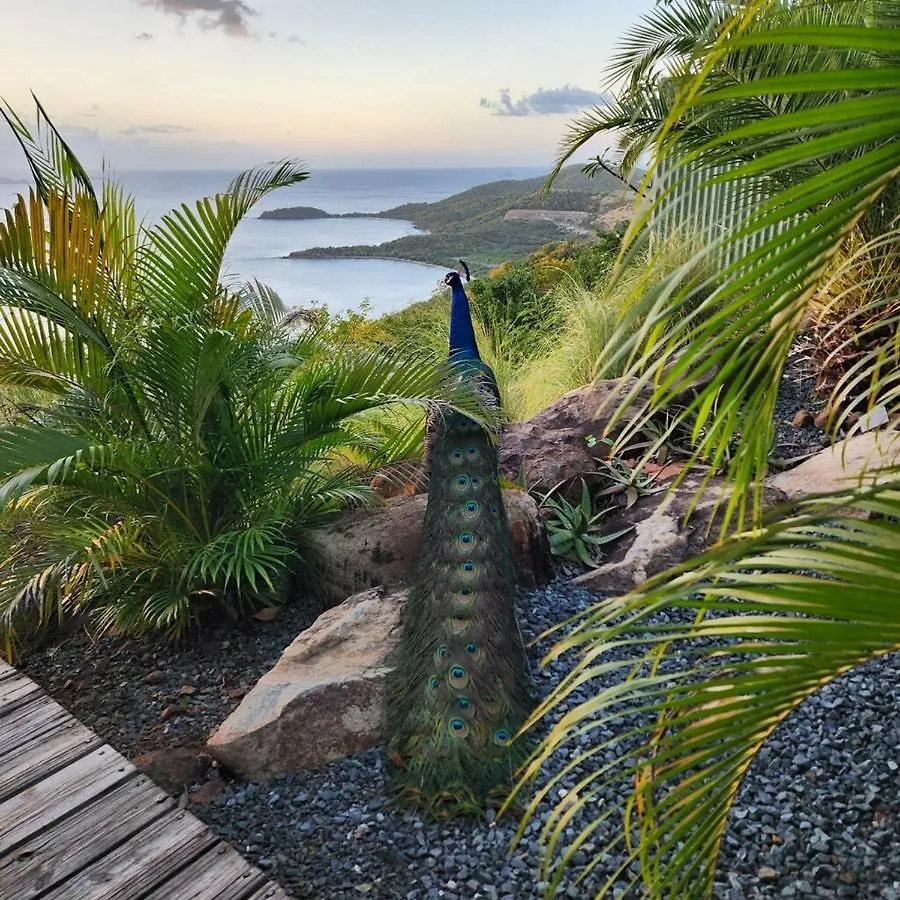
xmin=283 ymin=252 xmax=444 ymax=270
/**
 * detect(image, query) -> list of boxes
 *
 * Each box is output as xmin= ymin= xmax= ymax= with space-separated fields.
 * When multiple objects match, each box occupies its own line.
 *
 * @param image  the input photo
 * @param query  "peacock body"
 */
xmin=386 ymin=267 xmax=531 ymax=815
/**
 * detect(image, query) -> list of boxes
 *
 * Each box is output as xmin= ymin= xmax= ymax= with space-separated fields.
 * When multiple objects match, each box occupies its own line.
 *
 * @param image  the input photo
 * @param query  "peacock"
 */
xmin=386 ymin=262 xmax=532 ymax=816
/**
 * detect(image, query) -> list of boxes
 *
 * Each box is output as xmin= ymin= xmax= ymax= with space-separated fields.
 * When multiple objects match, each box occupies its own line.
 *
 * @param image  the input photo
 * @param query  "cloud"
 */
xmin=119 ymin=123 xmax=194 ymax=136
xmin=138 ymin=0 xmax=258 ymax=38
xmin=480 ymin=84 xmax=608 ymax=117
xmin=135 ymin=31 xmax=154 ymax=40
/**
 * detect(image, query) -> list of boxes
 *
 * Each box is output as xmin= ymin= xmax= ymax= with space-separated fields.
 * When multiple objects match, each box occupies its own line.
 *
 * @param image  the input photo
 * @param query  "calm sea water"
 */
xmin=0 ymin=167 xmax=546 ymax=316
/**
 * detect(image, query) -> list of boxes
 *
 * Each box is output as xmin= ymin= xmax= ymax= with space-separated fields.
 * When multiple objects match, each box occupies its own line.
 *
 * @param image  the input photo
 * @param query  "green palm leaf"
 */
xmin=522 ymin=3 xmax=900 ymax=898
xmin=139 ymin=160 xmax=309 ymax=318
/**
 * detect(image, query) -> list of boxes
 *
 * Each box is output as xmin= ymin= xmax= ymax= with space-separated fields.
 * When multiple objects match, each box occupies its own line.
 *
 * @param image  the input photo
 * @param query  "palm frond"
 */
xmin=0 ymin=95 xmax=98 ymax=211
xmin=139 ymin=160 xmax=309 ymax=319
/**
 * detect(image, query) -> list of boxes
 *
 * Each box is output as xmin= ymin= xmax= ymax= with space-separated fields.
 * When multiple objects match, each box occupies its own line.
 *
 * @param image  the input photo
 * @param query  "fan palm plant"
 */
xmin=512 ymin=1 xmax=900 ymax=897
xmin=0 ymin=99 xmax=482 ymax=656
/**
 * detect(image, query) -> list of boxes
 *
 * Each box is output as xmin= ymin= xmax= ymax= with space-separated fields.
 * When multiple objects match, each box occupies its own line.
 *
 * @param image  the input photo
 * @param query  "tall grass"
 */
xmin=507 ymin=234 xmax=708 ymax=418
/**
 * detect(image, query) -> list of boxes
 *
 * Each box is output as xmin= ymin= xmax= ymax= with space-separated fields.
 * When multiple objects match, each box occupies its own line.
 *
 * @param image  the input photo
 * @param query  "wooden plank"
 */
xmin=0 ymin=720 xmax=101 ymax=802
xmin=40 ymin=808 xmax=216 ymax=900
xmin=0 ymin=745 xmax=134 ymax=853
xmin=0 ymin=774 xmax=175 ymax=900
xmin=0 ymin=698 xmax=71 ymax=761
xmin=246 ymin=883 xmax=294 ymax=900
xmin=0 ymin=674 xmax=42 ymax=716
xmin=142 ymin=843 xmax=268 ymax=900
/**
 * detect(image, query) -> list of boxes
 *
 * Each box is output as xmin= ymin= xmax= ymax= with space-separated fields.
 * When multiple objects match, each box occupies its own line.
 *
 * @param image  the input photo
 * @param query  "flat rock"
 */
xmin=769 ymin=429 xmax=900 ymax=501
xmin=206 ymin=587 xmax=405 ymax=780
xmin=310 ymin=489 xmax=550 ymax=603
xmin=131 ymin=747 xmax=209 ymax=794
xmin=575 ymin=476 xmax=788 ymax=595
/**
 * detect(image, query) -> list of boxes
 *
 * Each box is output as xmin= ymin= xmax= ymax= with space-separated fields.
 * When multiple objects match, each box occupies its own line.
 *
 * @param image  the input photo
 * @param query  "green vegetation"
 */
xmin=512 ymin=2 xmax=900 ymax=897
xmin=540 ymin=479 xmax=631 ymax=567
xmin=258 ymin=205 xmax=329 ymax=219
xmin=0 ymin=100 xmax=483 ymax=656
xmin=347 ymin=231 xmax=703 ymax=421
xmin=282 ymin=166 xmax=632 ymax=271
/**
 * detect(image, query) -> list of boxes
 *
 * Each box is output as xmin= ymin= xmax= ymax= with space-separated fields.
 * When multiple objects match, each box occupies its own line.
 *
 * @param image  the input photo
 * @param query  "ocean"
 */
xmin=0 ymin=167 xmax=547 ymax=317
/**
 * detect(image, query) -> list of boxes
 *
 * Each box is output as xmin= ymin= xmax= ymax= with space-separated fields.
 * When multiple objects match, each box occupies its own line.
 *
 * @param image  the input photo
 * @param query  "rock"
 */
xmin=498 ymin=378 xmax=653 ymax=498
xmin=206 ymin=588 xmax=405 ymax=780
xmin=768 ymin=430 xmax=900 ymax=502
xmin=189 ymin=772 xmax=225 ymax=805
xmin=131 ymin=747 xmax=209 ymax=794
xmin=143 ymin=670 xmax=166 ymax=685
xmin=792 ymin=409 xmax=814 ymax=428
xmin=309 ymin=490 xmax=550 ymax=603
xmin=574 ymin=475 xmax=788 ymax=595
xmin=813 ymin=408 xmax=831 ymax=429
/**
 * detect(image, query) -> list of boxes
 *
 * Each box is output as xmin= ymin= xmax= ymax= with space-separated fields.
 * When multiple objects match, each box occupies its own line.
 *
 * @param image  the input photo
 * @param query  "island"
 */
xmin=264 ymin=166 xmax=634 ymax=272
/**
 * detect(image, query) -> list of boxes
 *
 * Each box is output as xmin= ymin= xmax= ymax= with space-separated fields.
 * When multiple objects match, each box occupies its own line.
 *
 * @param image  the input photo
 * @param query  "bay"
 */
xmin=0 ymin=166 xmax=547 ymax=316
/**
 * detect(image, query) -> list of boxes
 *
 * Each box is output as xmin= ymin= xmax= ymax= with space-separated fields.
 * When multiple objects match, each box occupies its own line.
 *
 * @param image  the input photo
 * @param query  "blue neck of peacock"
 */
xmin=449 ymin=281 xmax=480 ymax=362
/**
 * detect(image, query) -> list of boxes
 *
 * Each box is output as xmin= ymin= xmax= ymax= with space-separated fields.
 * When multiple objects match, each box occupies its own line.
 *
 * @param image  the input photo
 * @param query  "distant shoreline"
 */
xmin=284 ymin=252 xmax=444 ymax=269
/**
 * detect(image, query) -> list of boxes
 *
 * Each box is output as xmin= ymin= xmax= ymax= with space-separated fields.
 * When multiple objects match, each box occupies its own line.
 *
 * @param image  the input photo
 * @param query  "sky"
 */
xmin=0 ymin=0 xmax=655 ymax=173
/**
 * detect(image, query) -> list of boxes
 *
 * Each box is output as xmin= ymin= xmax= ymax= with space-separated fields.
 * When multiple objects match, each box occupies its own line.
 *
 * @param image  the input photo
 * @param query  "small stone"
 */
xmin=178 ymin=684 xmax=197 ymax=696
xmin=792 ymin=409 xmax=814 ymax=428
xmin=143 ymin=670 xmax=166 ymax=685
xmin=813 ymin=408 xmax=830 ymax=429
xmin=759 ymin=866 xmax=778 ymax=881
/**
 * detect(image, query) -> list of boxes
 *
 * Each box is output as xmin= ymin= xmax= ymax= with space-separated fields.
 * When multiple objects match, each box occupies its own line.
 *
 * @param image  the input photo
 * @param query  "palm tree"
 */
xmin=0 ymin=99 xmax=481 ymax=655
xmin=513 ymin=1 xmax=900 ymax=897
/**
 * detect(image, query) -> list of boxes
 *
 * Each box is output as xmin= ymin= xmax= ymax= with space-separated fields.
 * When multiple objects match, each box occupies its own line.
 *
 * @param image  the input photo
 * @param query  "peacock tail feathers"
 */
xmin=386 ymin=267 xmax=532 ymax=817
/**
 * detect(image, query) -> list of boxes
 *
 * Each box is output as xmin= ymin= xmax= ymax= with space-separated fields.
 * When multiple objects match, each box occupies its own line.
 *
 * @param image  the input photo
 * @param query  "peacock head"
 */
xmin=444 ymin=260 xmax=471 ymax=289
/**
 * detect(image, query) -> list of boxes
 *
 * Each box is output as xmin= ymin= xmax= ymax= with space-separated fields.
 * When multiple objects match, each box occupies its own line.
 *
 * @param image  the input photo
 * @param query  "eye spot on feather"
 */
xmin=456 ymin=532 xmax=475 ymax=552
xmin=461 ymin=500 xmax=480 ymax=520
xmin=448 ymin=617 xmax=468 ymax=634
xmin=492 ymin=728 xmax=511 ymax=746
xmin=465 ymin=642 xmax=478 ymax=654
xmin=469 ymin=475 xmax=482 ymax=490
xmin=448 ymin=718 xmax=469 ymax=738
xmin=450 ymin=448 xmax=464 ymax=465
xmin=459 ymin=561 xmax=477 ymax=582
xmin=451 ymin=474 xmax=471 ymax=494
xmin=466 ymin=446 xmax=480 ymax=461
xmin=449 ymin=665 xmax=468 ymax=689
xmin=457 ymin=697 xmax=471 ymax=710
xmin=436 ymin=644 xmax=450 ymax=660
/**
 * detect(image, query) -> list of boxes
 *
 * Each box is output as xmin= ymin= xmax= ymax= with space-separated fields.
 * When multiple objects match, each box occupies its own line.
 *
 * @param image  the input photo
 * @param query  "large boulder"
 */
xmin=309 ymin=489 xmax=550 ymax=604
xmin=498 ymin=378 xmax=653 ymax=498
xmin=575 ymin=475 xmax=789 ymax=595
xmin=206 ymin=587 xmax=405 ymax=780
xmin=768 ymin=429 xmax=900 ymax=502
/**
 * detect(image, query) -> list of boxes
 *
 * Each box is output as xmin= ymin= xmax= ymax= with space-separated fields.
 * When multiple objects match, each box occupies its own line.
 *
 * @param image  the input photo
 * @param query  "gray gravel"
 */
xmin=184 ymin=581 xmax=900 ymax=899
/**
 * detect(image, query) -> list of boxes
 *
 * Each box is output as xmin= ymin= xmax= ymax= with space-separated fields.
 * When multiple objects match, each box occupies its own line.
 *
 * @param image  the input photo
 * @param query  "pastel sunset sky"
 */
xmin=1 ymin=0 xmax=654 ymax=171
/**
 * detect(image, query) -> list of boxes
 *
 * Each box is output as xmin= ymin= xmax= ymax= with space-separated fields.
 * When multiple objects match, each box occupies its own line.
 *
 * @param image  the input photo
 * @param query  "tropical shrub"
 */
xmin=0 ymin=101 xmax=481 ymax=655
xmin=513 ymin=2 xmax=900 ymax=898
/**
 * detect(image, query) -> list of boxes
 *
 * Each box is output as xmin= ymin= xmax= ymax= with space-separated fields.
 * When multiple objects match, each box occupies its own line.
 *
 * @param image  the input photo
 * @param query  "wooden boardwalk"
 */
xmin=0 ymin=659 xmax=292 ymax=900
